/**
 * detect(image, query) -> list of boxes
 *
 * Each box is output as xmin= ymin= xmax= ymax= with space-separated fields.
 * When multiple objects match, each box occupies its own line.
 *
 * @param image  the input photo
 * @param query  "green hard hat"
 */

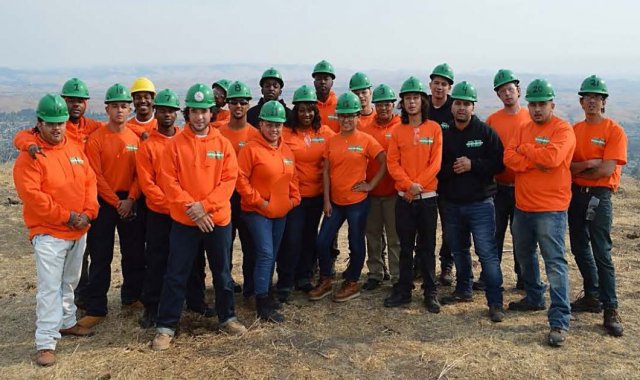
xmin=154 ymin=89 xmax=181 ymax=109
xmin=335 ymin=92 xmax=362 ymax=114
xmin=372 ymin=84 xmax=397 ymax=103
xmin=451 ymin=81 xmax=478 ymax=102
xmin=226 ymin=81 xmax=252 ymax=100
xmin=493 ymin=69 xmax=519 ymax=90
xmin=312 ymin=60 xmax=336 ymax=79
xmin=525 ymin=79 xmax=555 ymax=102
xmin=37 ymin=93 xmax=69 ymax=123
xmin=349 ymin=72 xmax=372 ymax=91
xmin=260 ymin=67 xmax=284 ymax=87
xmin=185 ymin=83 xmax=214 ymax=109
xmin=292 ymin=85 xmax=317 ymax=103
xmin=579 ymin=75 xmax=608 ymax=98
xmin=430 ymin=63 xmax=455 ymax=84
xmin=259 ymin=100 xmax=287 ymax=123
xmin=61 ymin=78 xmax=90 ymax=99
xmin=399 ymin=76 xmax=428 ymax=96
xmin=104 ymin=83 xmax=133 ymax=104
xmin=213 ymin=79 xmax=231 ymax=93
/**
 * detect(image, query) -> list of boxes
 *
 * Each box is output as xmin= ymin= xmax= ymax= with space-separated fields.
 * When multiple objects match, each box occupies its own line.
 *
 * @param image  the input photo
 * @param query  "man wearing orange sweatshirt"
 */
xmin=313 ymin=60 xmax=340 ymax=133
xmin=79 ymin=84 xmax=145 ymax=328
xmin=237 ymin=100 xmax=301 ymax=323
xmin=127 ymin=77 xmax=157 ymax=140
xmin=212 ymin=79 xmax=231 ymax=123
xmin=504 ymin=79 xmax=576 ymax=347
xmin=13 ymin=94 xmax=99 ymax=366
xmin=152 ymin=84 xmax=246 ymax=350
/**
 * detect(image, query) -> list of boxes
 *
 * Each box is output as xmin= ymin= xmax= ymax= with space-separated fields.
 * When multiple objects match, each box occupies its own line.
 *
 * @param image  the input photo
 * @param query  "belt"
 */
xmin=497 ymin=182 xmax=515 ymax=187
xmin=571 ymin=184 xmax=611 ymax=194
xmin=398 ymin=191 xmax=437 ymax=200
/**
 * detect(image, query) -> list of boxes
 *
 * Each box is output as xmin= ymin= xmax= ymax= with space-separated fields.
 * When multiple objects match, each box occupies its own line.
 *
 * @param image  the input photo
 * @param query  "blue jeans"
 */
xmin=317 ymin=198 xmax=370 ymax=282
xmin=277 ymin=196 xmax=324 ymax=290
xmin=494 ymin=185 xmax=521 ymax=279
xmin=513 ymin=209 xmax=571 ymax=331
xmin=242 ymin=212 xmax=286 ymax=297
xmin=568 ymin=186 xmax=617 ymax=308
xmin=231 ymin=191 xmax=255 ymax=297
xmin=156 ymin=222 xmax=236 ymax=333
xmin=442 ymin=198 xmax=503 ymax=306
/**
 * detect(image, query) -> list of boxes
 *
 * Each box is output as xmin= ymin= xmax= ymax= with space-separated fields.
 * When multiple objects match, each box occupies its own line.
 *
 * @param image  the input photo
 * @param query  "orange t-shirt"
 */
xmin=13 ymin=116 xmax=104 ymax=151
xmin=572 ymin=118 xmax=627 ymax=191
xmin=486 ymin=107 xmax=531 ymax=184
xmin=387 ymin=119 xmax=442 ymax=194
xmin=282 ymin=125 xmax=336 ymax=198
xmin=136 ymin=128 xmax=182 ymax=214
xmin=159 ymin=126 xmax=237 ymax=227
xmin=127 ymin=116 xmax=158 ymax=136
xmin=503 ymin=115 xmax=576 ymax=212
xmin=317 ymin=91 xmax=340 ymax=133
xmin=218 ymin=122 xmax=260 ymax=155
xmin=237 ymin=135 xmax=301 ymax=218
xmin=85 ymin=125 xmax=141 ymax=207
xmin=215 ymin=108 xmax=230 ymax=123
xmin=357 ymin=109 xmax=377 ymax=129
xmin=13 ymin=136 xmax=99 ymax=240
xmin=359 ymin=115 xmax=400 ymax=196
xmin=324 ymin=130 xmax=384 ymax=206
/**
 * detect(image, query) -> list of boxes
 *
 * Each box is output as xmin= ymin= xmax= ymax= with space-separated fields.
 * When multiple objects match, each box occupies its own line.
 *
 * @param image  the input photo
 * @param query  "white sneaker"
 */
xmin=152 ymin=333 xmax=172 ymax=351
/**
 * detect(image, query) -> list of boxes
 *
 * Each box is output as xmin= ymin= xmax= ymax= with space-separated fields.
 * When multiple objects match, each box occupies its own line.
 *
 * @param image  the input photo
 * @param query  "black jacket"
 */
xmin=437 ymin=115 xmax=504 ymax=203
xmin=428 ymin=95 xmax=454 ymax=129
xmin=247 ymin=98 xmax=293 ymax=128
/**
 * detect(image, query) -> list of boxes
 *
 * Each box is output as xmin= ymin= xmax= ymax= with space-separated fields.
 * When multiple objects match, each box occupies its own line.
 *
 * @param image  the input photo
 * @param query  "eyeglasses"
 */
xmin=228 ymin=100 xmax=249 ymax=106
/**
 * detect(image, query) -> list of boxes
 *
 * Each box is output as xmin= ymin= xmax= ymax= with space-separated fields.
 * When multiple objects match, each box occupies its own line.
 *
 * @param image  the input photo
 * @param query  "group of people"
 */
xmin=12 ymin=59 xmax=627 ymax=367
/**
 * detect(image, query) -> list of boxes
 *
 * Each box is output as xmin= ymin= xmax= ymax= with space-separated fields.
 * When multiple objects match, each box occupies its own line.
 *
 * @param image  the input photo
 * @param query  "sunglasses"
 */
xmin=228 ymin=100 xmax=249 ymax=106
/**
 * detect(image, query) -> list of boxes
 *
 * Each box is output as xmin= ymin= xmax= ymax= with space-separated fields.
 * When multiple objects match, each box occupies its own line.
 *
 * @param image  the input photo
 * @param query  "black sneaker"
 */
xmin=295 ymin=283 xmax=313 ymax=293
xmin=256 ymin=295 xmax=284 ymax=323
xmin=186 ymin=303 xmax=216 ymax=317
xmin=472 ymin=280 xmax=486 ymax=291
xmin=603 ymin=308 xmax=624 ymax=337
xmin=489 ymin=304 xmax=505 ymax=323
xmin=571 ymin=294 xmax=602 ymax=313
xmin=547 ymin=328 xmax=567 ymax=347
xmin=383 ymin=271 xmax=391 ymax=282
xmin=383 ymin=290 xmax=411 ymax=308
xmin=276 ymin=289 xmax=291 ymax=303
xmin=232 ymin=280 xmax=242 ymax=294
xmin=439 ymin=268 xmax=453 ymax=286
xmin=515 ymin=278 xmax=525 ymax=290
xmin=362 ymin=279 xmax=382 ymax=291
xmin=440 ymin=291 xmax=473 ymax=305
xmin=424 ymin=296 xmax=441 ymax=314
xmin=508 ymin=298 xmax=545 ymax=312
xmin=138 ymin=308 xmax=156 ymax=329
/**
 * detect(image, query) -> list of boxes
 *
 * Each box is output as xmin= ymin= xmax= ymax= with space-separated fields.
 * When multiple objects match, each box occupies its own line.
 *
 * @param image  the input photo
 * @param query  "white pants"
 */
xmin=33 ymin=234 xmax=86 ymax=350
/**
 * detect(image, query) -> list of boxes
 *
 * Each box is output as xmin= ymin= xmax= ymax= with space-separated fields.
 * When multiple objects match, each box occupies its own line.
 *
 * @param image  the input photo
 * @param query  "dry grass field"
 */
xmin=0 ymin=162 xmax=638 ymax=379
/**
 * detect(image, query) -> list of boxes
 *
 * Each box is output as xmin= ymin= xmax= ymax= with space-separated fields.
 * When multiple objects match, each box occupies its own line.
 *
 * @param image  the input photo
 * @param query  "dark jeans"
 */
xmin=568 ymin=185 xmax=617 ymax=308
xmin=231 ymin=191 xmax=255 ymax=297
xmin=140 ymin=210 xmax=206 ymax=311
xmin=442 ymin=198 xmax=504 ymax=306
xmin=395 ymin=196 xmax=438 ymax=296
xmin=494 ymin=185 xmax=521 ymax=279
xmin=277 ymin=196 xmax=324 ymax=290
xmin=317 ymin=198 xmax=370 ymax=282
xmin=85 ymin=195 xmax=146 ymax=316
xmin=242 ymin=212 xmax=286 ymax=297
xmin=156 ymin=222 xmax=236 ymax=332
xmin=437 ymin=197 xmax=454 ymax=271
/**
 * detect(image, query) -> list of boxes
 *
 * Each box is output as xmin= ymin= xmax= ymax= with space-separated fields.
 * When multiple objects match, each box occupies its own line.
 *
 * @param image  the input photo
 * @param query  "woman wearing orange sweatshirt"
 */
xmin=13 ymin=94 xmax=99 ymax=366
xmin=237 ymin=100 xmax=301 ymax=323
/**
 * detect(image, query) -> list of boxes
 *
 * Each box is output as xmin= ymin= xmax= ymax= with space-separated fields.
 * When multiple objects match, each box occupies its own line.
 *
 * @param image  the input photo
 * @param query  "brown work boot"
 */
xmin=36 ymin=349 xmax=56 ymax=367
xmin=77 ymin=315 xmax=105 ymax=328
xmin=604 ymin=308 xmax=624 ymax=337
xmin=122 ymin=300 xmax=145 ymax=311
xmin=308 ymin=277 xmax=334 ymax=301
xmin=220 ymin=320 xmax=248 ymax=335
xmin=60 ymin=324 xmax=94 ymax=337
xmin=333 ymin=280 xmax=361 ymax=303
xmin=151 ymin=333 xmax=173 ymax=351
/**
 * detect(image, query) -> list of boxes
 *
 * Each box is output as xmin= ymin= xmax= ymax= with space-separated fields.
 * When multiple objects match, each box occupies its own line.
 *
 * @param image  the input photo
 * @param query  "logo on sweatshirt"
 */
xmin=535 ymin=136 xmax=550 ymax=145
xmin=69 ymin=157 xmax=85 ymax=165
xmin=385 ymin=133 xmax=392 ymax=139
xmin=347 ymin=145 xmax=364 ymax=153
xmin=238 ymin=141 xmax=247 ymax=148
xmin=311 ymin=137 xmax=325 ymax=143
xmin=591 ymin=137 xmax=606 ymax=146
xmin=440 ymin=122 xmax=450 ymax=130
xmin=419 ymin=137 xmax=434 ymax=145
xmin=328 ymin=114 xmax=339 ymax=120
xmin=206 ymin=151 xmax=224 ymax=159
xmin=283 ymin=158 xmax=293 ymax=165
xmin=125 ymin=144 xmax=138 ymax=152
xmin=466 ymin=140 xmax=483 ymax=148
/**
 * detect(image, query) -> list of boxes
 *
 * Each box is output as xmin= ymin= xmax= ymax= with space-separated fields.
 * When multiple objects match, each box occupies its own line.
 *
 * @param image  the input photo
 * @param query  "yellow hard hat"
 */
xmin=130 ymin=77 xmax=156 ymax=95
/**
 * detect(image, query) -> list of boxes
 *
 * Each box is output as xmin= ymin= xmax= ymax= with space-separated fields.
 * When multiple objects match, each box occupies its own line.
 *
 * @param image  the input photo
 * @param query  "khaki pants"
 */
xmin=365 ymin=195 xmax=400 ymax=282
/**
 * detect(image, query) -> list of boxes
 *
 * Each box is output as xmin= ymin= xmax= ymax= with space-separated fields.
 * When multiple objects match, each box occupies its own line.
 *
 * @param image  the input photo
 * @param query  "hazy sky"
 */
xmin=2 ymin=0 xmax=638 ymax=77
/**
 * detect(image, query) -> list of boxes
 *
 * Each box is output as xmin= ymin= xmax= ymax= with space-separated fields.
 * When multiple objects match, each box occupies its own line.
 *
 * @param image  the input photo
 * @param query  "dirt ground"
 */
xmin=0 ymin=162 xmax=638 ymax=379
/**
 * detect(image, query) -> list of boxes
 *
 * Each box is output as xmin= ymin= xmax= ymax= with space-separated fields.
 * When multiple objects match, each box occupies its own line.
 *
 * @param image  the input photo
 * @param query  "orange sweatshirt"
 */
xmin=237 ymin=134 xmax=301 ymax=218
xmin=324 ymin=129 xmax=384 ymax=206
xmin=13 ymin=116 xmax=104 ymax=151
xmin=215 ymin=108 xmax=230 ymax=123
xmin=359 ymin=115 xmax=401 ymax=197
xmin=486 ymin=108 xmax=531 ymax=184
xmin=127 ymin=116 xmax=158 ymax=137
xmin=159 ymin=126 xmax=237 ymax=227
xmin=387 ymin=119 xmax=442 ymax=193
xmin=357 ymin=109 xmax=377 ymax=129
xmin=503 ymin=115 xmax=576 ymax=212
xmin=218 ymin=122 xmax=260 ymax=155
xmin=317 ymin=91 xmax=340 ymax=133
xmin=572 ymin=118 xmax=627 ymax=191
xmin=13 ymin=136 xmax=99 ymax=240
xmin=282 ymin=125 xmax=335 ymax=198
xmin=85 ymin=125 xmax=141 ymax=206
xmin=136 ymin=128 xmax=182 ymax=214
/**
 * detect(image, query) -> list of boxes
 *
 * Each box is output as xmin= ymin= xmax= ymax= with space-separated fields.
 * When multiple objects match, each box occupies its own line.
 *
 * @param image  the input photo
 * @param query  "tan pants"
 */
xmin=365 ymin=195 xmax=400 ymax=282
